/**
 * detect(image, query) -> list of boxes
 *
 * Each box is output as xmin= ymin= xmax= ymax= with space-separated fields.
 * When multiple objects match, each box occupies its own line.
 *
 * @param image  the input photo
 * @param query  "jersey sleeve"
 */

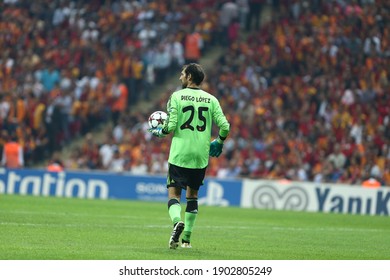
xmin=163 ymin=93 xmax=178 ymax=134
xmin=212 ymin=97 xmax=230 ymax=139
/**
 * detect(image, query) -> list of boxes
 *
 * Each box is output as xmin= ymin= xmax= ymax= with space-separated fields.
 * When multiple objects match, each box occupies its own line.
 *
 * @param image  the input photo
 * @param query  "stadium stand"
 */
xmin=0 ymin=0 xmax=221 ymax=166
xmin=1 ymin=1 xmax=389 ymax=187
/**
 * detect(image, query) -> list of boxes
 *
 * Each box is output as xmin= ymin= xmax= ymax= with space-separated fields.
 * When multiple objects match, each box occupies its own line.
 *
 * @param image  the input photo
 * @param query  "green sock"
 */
xmin=168 ymin=200 xmax=182 ymax=225
xmin=183 ymin=212 xmax=197 ymax=242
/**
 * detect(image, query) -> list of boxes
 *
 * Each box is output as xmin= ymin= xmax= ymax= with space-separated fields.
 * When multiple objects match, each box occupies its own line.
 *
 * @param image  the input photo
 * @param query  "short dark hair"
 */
xmin=183 ymin=63 xmax=205 ymax=86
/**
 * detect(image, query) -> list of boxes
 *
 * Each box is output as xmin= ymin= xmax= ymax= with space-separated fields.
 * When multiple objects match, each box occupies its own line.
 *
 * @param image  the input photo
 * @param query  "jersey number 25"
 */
xmin=180 ymin=105 xmax=209 ymax=132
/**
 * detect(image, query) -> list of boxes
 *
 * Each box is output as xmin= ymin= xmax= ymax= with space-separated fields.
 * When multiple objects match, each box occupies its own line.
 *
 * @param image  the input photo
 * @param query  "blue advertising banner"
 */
xmin=241 ymin=179 xmax=390 ymax=216
xmin=1 ymin=168 xmax=388 ymax=215
xmin=0 ymin=168 xmax=243 ymax=207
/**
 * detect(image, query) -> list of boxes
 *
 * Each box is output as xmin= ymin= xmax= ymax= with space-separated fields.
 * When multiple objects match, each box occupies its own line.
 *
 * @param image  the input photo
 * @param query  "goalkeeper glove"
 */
xmin=148 ymin=127 xmax=166 ymax=138
xmin=209 ymin=138 xmax=224 ymax=157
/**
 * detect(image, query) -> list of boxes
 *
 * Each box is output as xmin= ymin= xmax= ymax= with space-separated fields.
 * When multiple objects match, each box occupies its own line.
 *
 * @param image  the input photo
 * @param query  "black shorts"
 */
xmin=167 ymin=163 xmax=207 ymax=190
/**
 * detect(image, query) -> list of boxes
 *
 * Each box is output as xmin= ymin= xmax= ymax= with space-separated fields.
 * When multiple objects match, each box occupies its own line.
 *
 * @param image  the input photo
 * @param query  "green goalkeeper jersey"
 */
xmin=162 ymin=87 xmax=230 ymax=169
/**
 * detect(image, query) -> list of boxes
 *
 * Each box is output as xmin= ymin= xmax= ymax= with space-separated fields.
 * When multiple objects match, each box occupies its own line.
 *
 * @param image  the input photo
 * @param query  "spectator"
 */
xmin=218 ymin=0 xmax=239 ymax=45
xmin=108 ymin=149 xmax=125 ymax=173
xmin=138 ymin=21 xmax=157 ymax=48
xmin=245 ymin=0 xmax=264 ymax=31
xmin=236 ymin=0 xmax=249 ymax=29
xmin=327 ymin=144 xmax=347 ymax=170
xmin=361 ymin=176 xmax=381 ymax=188
xmin=131 ymin=157 xmax=148 ymax=175
xmin=99 ymin=135 xmax=117 ymax=170
xmin=39 ymin=64 xmax=61 ymax=93
xmin=47 ymin=152 xmax=65 ymax=172
xmin=184 ymin=26 xmax=203 ymax=64
xmin=150 ymin=152 xmax=168 ymax=175
xmin=153 ymin=44 xmax=171 ymax=85
xmin=1 ymin=134 xmax=24 ymax=168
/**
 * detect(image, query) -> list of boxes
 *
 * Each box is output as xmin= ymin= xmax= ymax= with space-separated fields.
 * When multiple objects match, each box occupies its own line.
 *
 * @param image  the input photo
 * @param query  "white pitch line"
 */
xmin=0 ymin=209 xmax=167 ymax=221
xmin=0 ymin=221 xmax=169 ymax=229
xmin=0 ymin=221 xmax=388 ymax=233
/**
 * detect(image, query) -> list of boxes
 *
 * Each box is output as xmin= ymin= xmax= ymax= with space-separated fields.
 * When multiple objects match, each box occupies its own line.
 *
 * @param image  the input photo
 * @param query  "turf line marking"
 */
xmin=0 ymin=209 xmax=167 ymax=221
xmin=269 ymin=226 xmax=387 ymax=233
xmin=0 ymin=221 xmax=388 ymax=233
xmin=0 ymin=221 xmax=169 ymax=229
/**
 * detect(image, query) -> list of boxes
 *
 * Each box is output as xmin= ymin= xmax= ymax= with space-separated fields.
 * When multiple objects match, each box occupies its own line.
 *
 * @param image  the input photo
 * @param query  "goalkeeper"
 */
xmin=149 ymin=63 xmax=230 ymax=249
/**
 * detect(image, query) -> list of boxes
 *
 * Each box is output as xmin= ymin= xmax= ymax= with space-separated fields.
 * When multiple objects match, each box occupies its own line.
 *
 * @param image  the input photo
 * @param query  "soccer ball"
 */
xmin=148 ymin=111 xmax=168 ymax=129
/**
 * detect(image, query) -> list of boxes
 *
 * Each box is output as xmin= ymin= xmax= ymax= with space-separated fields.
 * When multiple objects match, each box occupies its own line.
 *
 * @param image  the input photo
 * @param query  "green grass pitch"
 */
xmin=0 ymin=194 xmax=389 ymax=260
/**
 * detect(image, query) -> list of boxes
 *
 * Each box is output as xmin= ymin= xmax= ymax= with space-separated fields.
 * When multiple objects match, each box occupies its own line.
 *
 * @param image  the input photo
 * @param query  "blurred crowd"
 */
xmin=0 ymin=0 xmax=222 ymax=166
xmin=208 ymin=0 xmax=390 ymax=187
xmin=215 ymin=0 xmax=389 ymax=187
xmin=1 ymin=0 xmax=390 ymax=187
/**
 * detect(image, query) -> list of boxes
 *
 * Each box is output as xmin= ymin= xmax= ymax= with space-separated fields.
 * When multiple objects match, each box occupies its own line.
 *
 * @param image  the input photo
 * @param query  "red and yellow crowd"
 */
xmin=0 ymin=0 xmax=221 ymax=166
xmin=1 ymin=1 xmax=389 ymax=186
